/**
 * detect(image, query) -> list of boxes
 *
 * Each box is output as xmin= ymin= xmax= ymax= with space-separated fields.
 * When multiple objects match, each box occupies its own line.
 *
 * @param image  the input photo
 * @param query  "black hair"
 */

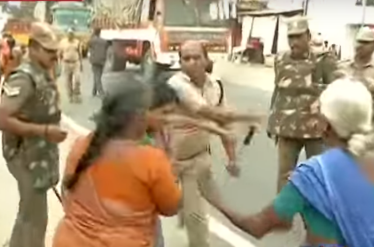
xmin=150 ymin=82 xmax=179 ymax=110
xmin=64 ymin=74 xmax=151 ymax=190
xmin=7 ymin=37 xmax=15 ymax=49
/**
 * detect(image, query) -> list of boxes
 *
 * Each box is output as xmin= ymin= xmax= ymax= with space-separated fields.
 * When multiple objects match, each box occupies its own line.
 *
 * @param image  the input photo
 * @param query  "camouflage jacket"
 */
xmin=2 ymin=61 xmax=61 ymax=190
xmin=267 ymin=50 xmax=338 ymax=138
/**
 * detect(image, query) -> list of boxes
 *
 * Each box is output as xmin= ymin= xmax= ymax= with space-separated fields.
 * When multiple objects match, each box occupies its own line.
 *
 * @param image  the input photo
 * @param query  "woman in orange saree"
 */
xmin=1 ymin=38 xmax=22 ymax=80
xmin=52 ymin=78 xmax=181 ymax=247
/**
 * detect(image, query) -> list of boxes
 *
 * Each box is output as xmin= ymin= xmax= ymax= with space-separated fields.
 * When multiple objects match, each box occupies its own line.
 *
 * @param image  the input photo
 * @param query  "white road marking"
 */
xmin=61 ymin=113 xmax=258 ymax=247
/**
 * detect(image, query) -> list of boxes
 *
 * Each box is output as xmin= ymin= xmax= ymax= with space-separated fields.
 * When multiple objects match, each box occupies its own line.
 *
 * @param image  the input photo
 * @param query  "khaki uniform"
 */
xmin=167 ymin=72 xmax=225 ymax=247
xmin=267 ymin=17 xmax=338 ymax=191
xmin=336 ymin=27 xmax=374 ymax=114
xmin=338 ymin=60 xmax=374 ymax=86
xmin=59 ymin=37 xmax=81 ymax=101
xmin=1 ymin=23 xmax=61 ymax=247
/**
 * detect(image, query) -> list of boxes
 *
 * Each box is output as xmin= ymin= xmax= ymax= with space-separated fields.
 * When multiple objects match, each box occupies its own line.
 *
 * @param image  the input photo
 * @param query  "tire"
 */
xmin=111 ymin=50 xmax=127 ymax=72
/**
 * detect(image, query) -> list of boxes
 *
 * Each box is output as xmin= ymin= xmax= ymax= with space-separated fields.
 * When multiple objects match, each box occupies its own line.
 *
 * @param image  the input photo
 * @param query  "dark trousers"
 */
xmin=91 ymin=64 xmax=104 ymax=96
xmin=277 ymin=137 xmax=324 ymax=192
xmin=6 ymin=158 xmax=48 ymax=247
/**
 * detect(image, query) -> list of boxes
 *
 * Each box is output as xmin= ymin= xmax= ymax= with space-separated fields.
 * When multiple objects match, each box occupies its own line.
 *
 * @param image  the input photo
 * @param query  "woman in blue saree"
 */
xmin=201 ymin=78 xmax=374 ymax=246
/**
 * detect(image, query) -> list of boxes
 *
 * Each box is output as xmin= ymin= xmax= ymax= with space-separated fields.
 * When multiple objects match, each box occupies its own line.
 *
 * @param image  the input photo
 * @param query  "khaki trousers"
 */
xmin=6 ymin=157 xmax=48 ymax=247
xmin=277 ymin=137 xmax=324 ymax=192
xmin=174 ymin=151 xmax=214 ymax=247
xmin=63 ymin=61 xmax=81 ymax=98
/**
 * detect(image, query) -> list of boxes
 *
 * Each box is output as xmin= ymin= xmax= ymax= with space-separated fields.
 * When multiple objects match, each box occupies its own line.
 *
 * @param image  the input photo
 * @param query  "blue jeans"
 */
xmin=155 ymin=217 xmax=164 ymax=247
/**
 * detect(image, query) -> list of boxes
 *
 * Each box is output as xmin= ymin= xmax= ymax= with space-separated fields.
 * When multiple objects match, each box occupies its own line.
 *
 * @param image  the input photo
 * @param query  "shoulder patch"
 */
xmin=7 ymin=70 xmax=31 ymax=83
xmin=2 ymin=83 xmax=21 ymax=97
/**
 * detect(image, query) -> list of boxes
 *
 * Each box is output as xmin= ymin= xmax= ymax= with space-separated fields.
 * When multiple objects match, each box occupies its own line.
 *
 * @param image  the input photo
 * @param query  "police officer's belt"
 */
xmin=64 ymin=60 xmax=78 ymax=63
xmin=176 ymin=146 xmax=210 ymax=161
xmin=277 ymin=85 xmax=327 ymax=97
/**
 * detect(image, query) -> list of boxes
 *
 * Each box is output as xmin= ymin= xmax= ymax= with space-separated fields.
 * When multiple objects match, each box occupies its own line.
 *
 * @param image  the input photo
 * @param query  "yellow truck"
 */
xmin=50 ymin=2 xmax=92 ymax=57
xmin=1 ymin=2 xmax=37 ymax=45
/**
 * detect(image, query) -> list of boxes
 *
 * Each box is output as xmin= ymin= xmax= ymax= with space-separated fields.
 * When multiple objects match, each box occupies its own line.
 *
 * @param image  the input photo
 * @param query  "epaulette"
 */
xmin=6 ymin=62 xmax=35 ymax=86
xmin=6 ymin=64 xmax=31 ymax=81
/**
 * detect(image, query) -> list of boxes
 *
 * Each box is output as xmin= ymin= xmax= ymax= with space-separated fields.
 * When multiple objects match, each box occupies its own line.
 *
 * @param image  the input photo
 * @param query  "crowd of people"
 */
xmin=312 ymin=32 xmax=340 ymax=59
xmin=0 ymin=16 xmax=374 ymax=247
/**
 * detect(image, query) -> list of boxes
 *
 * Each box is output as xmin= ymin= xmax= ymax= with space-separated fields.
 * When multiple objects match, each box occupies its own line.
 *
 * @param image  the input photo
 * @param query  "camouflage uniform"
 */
xmin=336 ymin=27 xmax=374 ymax=116
xmin=1 ymin=23 xmax=61 ymax=247
xmin=267 ymin=17 xmax=338 ymax=192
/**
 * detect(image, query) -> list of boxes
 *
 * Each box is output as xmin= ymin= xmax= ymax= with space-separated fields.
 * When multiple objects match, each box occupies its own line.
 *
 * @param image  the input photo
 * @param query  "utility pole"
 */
xmin=362 ymin=0 xmax=367 ymax=26
xmin=303 ymin=0 xmax=310 ymax=15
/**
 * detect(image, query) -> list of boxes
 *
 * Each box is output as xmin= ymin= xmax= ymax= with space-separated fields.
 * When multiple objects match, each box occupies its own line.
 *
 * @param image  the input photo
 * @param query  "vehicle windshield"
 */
xmin=164 ymin=0 xmax=227 ymax=27
xmin=53 ymin=9 xmax=91 ymax=32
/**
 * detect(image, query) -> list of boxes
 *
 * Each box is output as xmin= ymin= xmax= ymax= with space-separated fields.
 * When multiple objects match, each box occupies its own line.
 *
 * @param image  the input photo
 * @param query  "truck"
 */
xmin=0 ymin=1 xmax=92 ymax=58
xmin=0 ymin=2 xmax=38 ymax=45
xmin=50 ymin=2 xmax=93 ymax=57
xmin=91 ymin=0 xmax=231 ymax=70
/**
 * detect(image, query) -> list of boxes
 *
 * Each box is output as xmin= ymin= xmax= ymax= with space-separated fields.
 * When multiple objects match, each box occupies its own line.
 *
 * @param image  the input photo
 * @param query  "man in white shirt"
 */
xmin=167 ymin=40 xmax=263 ymax=247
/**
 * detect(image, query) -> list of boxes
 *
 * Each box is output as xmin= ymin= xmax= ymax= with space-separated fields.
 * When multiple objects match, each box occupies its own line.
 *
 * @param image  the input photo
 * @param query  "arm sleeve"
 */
xmin=321 ymin=54 xmax=338 ymax=84
xmin=1 ymin=74 xmax=34 ymax=114
xmin=149 ymin=149 xmax=181 ymax=216
xmin=272 ymin=182 xmax=306 ymax=221
xmin=167 ymin=76 xmax=207 ymax=112
xmin=270 ymin=55 xmax=279 ymax=110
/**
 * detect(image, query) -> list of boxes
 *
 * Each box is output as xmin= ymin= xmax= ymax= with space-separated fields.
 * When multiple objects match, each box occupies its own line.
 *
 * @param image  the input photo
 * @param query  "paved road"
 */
xmin=0 ymin=60 xmax=306 ymax=247
xmin=59 ymin=60 xmax=308 ymax=247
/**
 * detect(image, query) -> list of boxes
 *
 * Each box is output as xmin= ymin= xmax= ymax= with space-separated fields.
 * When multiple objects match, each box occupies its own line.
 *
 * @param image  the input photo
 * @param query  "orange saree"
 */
xmin=52 ymin=135 xmax=181 ymax=247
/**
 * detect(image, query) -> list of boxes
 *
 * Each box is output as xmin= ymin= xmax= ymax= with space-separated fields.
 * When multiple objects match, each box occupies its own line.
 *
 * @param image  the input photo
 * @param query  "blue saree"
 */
xmin=290 ymin=148 xmax=374 ymax=247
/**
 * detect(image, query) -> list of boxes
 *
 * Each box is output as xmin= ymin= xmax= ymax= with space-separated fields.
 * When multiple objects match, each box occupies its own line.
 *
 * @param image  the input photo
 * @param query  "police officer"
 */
xmin=167 ymin=40 xmax=264 ymax=247
xmin=167 ymin=40 xmax=236 ymax=247
xmin=267 ymin=16 xmax=338 ymax=192
xmin=0 ymin=22 xmax=67 ymax=247
xmin=59 ymin=28 xmax=83 ymax=103
xmin=336 ymin=27 xmax=374 ymax=87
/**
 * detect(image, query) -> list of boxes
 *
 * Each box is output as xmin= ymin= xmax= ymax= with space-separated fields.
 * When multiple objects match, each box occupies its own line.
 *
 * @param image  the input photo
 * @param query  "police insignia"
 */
xmin=2 ymin=83 xmax=21 ymax=97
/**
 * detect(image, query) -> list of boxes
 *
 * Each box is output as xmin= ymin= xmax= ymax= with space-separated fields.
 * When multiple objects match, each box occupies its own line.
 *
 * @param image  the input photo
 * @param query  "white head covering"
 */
xmin=320 ymin=78 xmax=373 ymax=156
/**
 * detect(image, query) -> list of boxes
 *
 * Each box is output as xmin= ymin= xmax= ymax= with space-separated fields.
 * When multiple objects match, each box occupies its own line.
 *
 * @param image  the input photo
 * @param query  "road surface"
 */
xmin=0 ymin=60 xmax=307 ymax=247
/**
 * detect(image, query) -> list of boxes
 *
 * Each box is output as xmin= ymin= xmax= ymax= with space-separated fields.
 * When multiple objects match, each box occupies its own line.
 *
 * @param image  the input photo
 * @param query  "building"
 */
xmin=268 ymin=0 xmax=374 ymax=59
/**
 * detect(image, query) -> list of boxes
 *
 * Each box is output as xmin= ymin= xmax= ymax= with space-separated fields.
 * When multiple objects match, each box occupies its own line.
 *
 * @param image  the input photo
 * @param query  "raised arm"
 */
xmin=162 ymin=114 xmax=231 ymax=137
xmin=200 ymin=182 xmax=305 ymax=239
xmin=167 ymin=76 xmax=265 ymax=125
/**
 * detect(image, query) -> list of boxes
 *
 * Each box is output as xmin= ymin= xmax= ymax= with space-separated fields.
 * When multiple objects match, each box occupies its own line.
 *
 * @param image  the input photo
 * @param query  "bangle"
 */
xmin=44 ymin=124 xmax=49 ymax=137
